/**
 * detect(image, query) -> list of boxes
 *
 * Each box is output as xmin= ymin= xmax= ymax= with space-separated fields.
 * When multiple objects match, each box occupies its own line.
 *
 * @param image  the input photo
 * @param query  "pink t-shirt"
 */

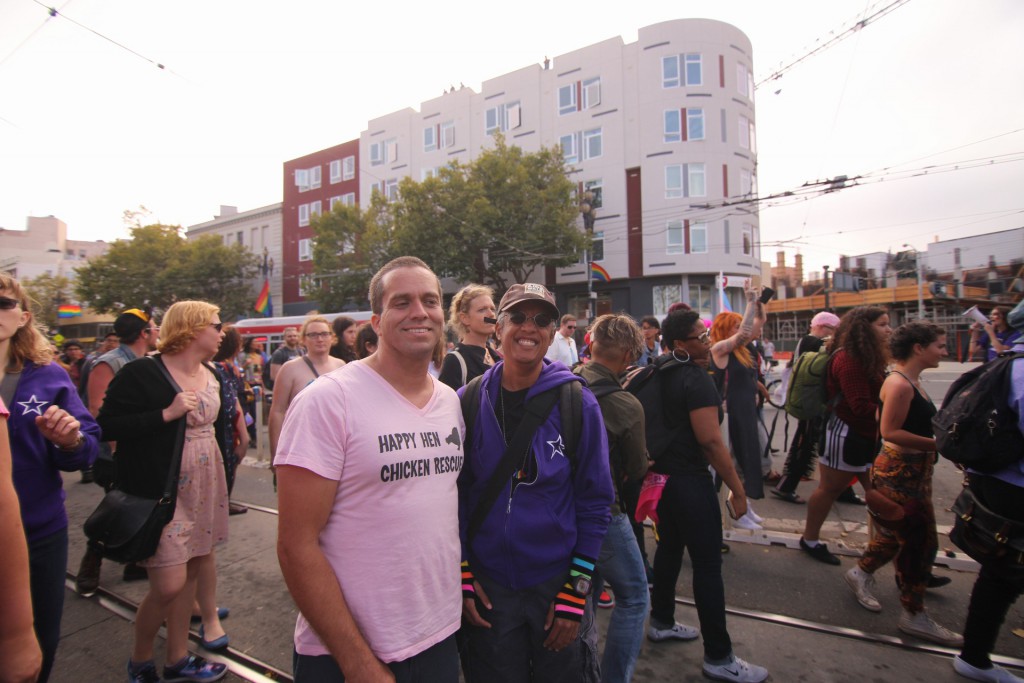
xmin=275 ymin=360 xmax=464 ymax=663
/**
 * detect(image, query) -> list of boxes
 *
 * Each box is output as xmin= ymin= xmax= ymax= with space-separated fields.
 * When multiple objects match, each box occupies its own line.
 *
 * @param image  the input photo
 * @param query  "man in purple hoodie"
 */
xmin=458 ymin=283 xmax=613 ymax=682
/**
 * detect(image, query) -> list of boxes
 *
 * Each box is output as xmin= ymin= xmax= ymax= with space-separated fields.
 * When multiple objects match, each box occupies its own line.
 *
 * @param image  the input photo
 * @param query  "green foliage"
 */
xmin=306 ymin=205 xmax=378 ymax=311
xmin=73 ymin=224 xmax=260 ymax=319
xmin=21 ymin=272 xmax=72 ymax=331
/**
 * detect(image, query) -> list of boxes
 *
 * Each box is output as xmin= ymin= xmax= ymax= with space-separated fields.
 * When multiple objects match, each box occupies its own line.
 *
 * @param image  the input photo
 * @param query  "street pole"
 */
xmin=822 ymin=265 xmax=831 ymax=311
xmin=917 ymin=255 xmax=925 ymax=320
xmin=581 ymin=191 xmax=597 ymax=325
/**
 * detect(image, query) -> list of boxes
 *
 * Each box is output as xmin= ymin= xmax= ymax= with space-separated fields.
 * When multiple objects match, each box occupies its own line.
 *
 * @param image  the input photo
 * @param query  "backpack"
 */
xmin=621 ymin=354 xmax=687 ymax=461
xmin=784 ymin=349 xmax=837 ymax=421
xmin=933 ymin=352 xmax=1024 ymax=472
xmin=261 ymin=357 xmax=274 ymax=391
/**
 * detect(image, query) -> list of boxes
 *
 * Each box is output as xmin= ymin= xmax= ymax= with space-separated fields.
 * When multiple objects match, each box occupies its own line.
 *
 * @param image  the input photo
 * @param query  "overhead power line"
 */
xmin=755 ymin=0 xmax=913 ymax=89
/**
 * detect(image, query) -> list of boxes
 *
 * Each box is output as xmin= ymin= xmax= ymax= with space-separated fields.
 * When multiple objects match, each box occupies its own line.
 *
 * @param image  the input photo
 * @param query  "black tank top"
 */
xmin=882 ymin=370 xmax=936 ymax=438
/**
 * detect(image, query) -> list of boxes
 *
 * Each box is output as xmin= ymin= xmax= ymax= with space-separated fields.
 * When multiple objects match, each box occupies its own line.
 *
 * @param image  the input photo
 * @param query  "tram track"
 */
xmin=67 ymin=498 xmax=1023 ymax=678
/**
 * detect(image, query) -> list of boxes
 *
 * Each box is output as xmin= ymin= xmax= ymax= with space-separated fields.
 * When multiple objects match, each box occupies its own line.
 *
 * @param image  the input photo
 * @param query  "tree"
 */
xmin=74 ymin=224 xmax=260 ymax=319
xmin=21 ymin=272 xmax=72 ymax=331
xmin=305 ymin=204 xmax=379 ymax=311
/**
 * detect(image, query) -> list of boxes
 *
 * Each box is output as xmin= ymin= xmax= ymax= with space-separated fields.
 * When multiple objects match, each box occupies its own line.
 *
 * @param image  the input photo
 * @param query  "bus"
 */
xmin=233 ymin=311 xmax=373 ymax=350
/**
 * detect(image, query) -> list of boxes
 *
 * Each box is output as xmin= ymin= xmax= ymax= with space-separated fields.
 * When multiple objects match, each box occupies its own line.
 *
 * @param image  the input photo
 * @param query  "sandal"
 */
xmin=770 ymin=489 xmax=805 ymax=504
xmin=763 ymin=470 xmax=782 ymax=483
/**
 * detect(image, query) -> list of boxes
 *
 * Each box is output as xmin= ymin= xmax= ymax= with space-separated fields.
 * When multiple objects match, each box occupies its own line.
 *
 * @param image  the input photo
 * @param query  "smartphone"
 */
xmin=725 ymin=496 xmax=740 ymax=520
xmin=759 ymin=287 xmax=776 ymax=305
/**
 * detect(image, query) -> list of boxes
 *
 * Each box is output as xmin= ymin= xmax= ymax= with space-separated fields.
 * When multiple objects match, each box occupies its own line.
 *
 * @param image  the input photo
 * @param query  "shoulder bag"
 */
xmin=83 ymin=356 xmax=188 ymax=563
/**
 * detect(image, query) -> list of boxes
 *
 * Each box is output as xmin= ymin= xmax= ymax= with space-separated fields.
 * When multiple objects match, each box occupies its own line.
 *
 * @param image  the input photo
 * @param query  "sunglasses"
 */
xmin=305 ymin=331 xmax=332 ymax=340
xmin=683 ymin=331 xmax=711 ymax=343
xmin=0 ymin=296 xmax=22 ymax=310
xmin=566 ymin=325 xmax=577 ymax=330
xmin=505 ymin=311 xmax=555 ymax=328
xmin=210 ymin=322 xmax=223 ymax=332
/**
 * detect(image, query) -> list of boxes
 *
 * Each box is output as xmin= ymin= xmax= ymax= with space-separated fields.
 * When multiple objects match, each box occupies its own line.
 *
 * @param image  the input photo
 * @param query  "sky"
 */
xmin=2 ymin=0 xmax=1023 ymax=273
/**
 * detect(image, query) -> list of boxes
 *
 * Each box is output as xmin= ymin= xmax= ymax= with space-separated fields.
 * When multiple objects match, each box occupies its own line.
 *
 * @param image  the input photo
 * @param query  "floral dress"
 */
xmin=141 ymin=373 xmax=229 ymax=567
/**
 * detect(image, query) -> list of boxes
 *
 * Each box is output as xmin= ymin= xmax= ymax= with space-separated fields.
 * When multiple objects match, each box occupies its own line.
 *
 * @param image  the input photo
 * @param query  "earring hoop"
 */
xmin=672 ymin=348 xmax=691 ymax=363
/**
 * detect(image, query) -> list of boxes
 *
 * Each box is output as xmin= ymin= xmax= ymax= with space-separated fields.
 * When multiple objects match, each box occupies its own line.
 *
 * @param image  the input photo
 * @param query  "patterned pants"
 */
xmin=858 ymin=444 xmax=936 ymax=613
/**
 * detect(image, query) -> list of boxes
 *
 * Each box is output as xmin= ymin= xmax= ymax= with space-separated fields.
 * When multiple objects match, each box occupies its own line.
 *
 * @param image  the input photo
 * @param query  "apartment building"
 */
xmin=283 ymin=19 xmax=760 ymax=318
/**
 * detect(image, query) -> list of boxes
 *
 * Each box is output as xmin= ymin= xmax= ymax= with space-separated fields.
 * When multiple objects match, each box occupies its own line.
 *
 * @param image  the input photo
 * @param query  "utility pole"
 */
xmin=822 ymin=264 xmax=831 ymax=311
xmin=580 ymin=190 xmax=597 ymax=324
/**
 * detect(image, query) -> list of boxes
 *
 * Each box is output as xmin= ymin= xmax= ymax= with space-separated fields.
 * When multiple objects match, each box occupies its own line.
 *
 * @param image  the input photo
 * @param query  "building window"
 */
xmin=558 ymin=84 xmax=577 ymax=115
xmin=310 ymin=166 xmax=321 ymax=189
xmin=298 ymin=204 xmax=310 ymax=227
xmin=298 ymin=238 xmax=313 ymax=262
xmin=295 ymin=169 xmax=309 ymax=192
xmin=310 ymin=201 xmax=322 ymax=219
xmin=738 ymin=116 xmax=751 ymax=150
xmin=737 ymin=64 xmax=754 ymax=99
xmin=330 ymin=160 xmax=342 ymax=183
xmin=560 ymin=129 xmax=602 ymax=164
xmin=342 ymin=192 xmax=356 ymax=206
xmin=663 ymin=54 xmax=701 ymax=88
xmin=652 ymin=284 xmax=682 ymax=317
xmin=664 ymin=110 xmax=681 ymax=143
xmin=591 ymin=230 xmax=604 ymax=261
xmin=688 ymin=163 xmax=705 ymax=197
xmin=690 ymin=222 xmax=708 ymax=254
xmin=441 ymin=121 xmax=455 ymax=148
xmin=422 ymin=167 xmax=443 ymax=180
xmin=688 ymin=285 xmax=712 ymax=317
xmin=666 ymin=166 xmax=682 ymax=198
xmin=687 ymin=108 xmax=705 ymax=141
xmin=558 ymin=77 xmax=601 ymax=115
xmin=330 ymin=196 xmax=343 ymax=210
xmin=343 ymin=156 xmax=355 ymax=180
xmin=583 ymin=77 xmax=601 ymax=109
xmin=667 ymin=220 xmax=684 ymax=254
xmin=370 ymin=138 xmax=397 ymax=166
xmin=298 ymin=273 xmax=315 ymax=298
xmin=740 ymin=169 xmax=752 ymax=197
xmin=665 ymin=164 xmax=704 ymax=198
xmin=584 ymin=179 xmax=603 ymax=208
xmin=485 ymin=101 xmax=521 ymax=135
xmin=385 ymin=178 xmax=399 ymax=201
xmin=424 ymin=125 xmax=437 ymax=152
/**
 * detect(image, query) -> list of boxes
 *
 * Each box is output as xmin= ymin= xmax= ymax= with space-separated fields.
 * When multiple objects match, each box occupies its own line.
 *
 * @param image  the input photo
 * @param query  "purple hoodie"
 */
xmin=458 ymin=359 xmax=612 ymax=589
xmin=8 ymin=362 xmax=100 ymax=542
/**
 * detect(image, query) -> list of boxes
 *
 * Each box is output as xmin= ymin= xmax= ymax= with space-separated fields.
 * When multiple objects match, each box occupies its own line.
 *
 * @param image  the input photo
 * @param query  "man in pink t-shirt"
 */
xmin=276 ymin=257 xmax=464 ymax=683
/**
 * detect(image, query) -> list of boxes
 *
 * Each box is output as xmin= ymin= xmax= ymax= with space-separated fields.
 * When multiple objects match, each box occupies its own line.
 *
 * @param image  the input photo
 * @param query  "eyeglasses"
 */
xmin=305 ymin=331 xmax=332 ymax=340
xmin=210 ymin=322 xmax=223 ymax=332
xmin=0 ymin=296 xmax=21 ymax=310
xmin=566 ymin=325 xmax=577 ymax=330
xmin=505 ymin=311 xmax=554 ymax=328
xmin=683 ymin=331 xmax=711 ymax=344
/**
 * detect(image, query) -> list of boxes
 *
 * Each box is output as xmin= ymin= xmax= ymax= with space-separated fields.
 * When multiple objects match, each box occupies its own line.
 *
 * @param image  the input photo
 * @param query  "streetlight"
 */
xmin=580 ymin=191 xmax=597 ymax=323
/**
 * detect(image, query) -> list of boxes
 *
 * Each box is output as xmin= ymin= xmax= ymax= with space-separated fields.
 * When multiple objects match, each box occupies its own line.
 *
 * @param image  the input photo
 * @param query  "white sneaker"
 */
xmin=844 ymin=567 xmax=882 ymax=612
xmin=898 ymin=609 xmax=963 ymax=647
xmin=733 ymin=511 xmax=763 ymax=530
xmin=647 ymin=620 xmax=699 ymax=642
xmin=746 ymin=503 xmax=764 ymax=525
xmin=703 ymin=656 xmax=769 ymax=683
xmin=953 ymin=655 xmax=1024 ymax=682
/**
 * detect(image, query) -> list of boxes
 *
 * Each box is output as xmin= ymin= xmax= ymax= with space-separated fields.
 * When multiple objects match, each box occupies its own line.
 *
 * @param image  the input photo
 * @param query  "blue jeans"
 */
xmin=650 ymin=474 xmax=732 ymax=662
xmin=293 ymin=633 xmax=458 ymax=683
xmin=580 ymin=513 xmax=649 ymax=683
xmin=463 ymin=571 xmax=581 ymax=683
xmin=29 ymin=527 xmax=68 ymax=683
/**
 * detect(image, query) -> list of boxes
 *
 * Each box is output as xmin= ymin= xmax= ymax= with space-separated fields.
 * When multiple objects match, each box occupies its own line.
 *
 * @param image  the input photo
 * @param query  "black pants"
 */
xmin=293 ymin=633 xmax=458 ymax=683
xmin=776 ymin=417 xmax=821 ymax=494
xmin=959 ymin=474 xmax=1024 ymax=668
xmin=29 ymin=527 xmax=68 ymax=683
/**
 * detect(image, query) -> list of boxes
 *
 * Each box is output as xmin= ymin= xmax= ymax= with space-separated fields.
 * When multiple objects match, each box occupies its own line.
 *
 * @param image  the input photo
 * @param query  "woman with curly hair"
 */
xmin=438 ymin=284 xmax=497 ymax=390
xmin=0 ymin=274 xmax=100 ymax=682
xmin=709 ymin=290 xmax=766 ymax=530
xmin=800 ymin=306 xmax=891 ymax=565
xmin=99 ymin=300 xmax=229 ymax=682
xmin=842 ymin=322 xmax=962 ymax=646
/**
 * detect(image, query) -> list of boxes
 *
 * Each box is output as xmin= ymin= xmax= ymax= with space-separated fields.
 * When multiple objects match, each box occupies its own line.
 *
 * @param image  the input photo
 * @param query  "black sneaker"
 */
xmin=80 ymin=468 xmax=95 ymax=484
xmin=800 ymin=537 xmax=840 ymax=565
xmin=76 ymin=545 xmax=103 ymax=597
xmin=927 ymin=574 xmax=952 ymax=589
xmin=836 ymin=490 xmax=866 ymax=505
xmin=127 ymin=660 xmax=161 ymax=683
xmin=163 ymin=655 xmax=227 ymax=682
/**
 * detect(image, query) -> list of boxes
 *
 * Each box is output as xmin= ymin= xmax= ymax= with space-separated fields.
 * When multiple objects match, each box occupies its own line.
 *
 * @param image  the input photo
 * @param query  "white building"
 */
xmin=186 ymin=204 xmax=284 ymax=318
xmin=0 ymin=215 xmax=110 ymax=281
xmin=356 ymin=18 xmax=760 ymax=319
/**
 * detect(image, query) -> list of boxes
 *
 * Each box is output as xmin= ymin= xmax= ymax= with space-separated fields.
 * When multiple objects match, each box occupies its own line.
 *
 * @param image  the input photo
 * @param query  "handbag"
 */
xmin=84 ymin=356 xmax=187 ymax=563
xmin=949 ymin=485 xmax=1024 ymax=578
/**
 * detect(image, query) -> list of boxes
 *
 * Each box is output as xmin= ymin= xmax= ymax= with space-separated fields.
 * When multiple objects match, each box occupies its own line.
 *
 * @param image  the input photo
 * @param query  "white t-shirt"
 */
xmin=274 ymin=360 xmax=464 ymax=663
xmin=545 ymin=332 xmax=578 ymax=367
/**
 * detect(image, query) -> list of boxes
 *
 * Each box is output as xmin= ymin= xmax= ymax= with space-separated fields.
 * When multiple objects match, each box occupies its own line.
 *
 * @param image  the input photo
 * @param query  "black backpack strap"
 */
xmin=466 ymin=384 xmax=561 ymax=542
xmin=559 ymin=380 xmax=584 ymax=474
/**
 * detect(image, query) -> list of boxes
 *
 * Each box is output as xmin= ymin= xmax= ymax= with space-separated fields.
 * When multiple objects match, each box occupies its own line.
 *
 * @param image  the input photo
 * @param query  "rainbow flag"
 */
xmin=57 ymin=304 xmax=82 ymax=318
xmin=591 ymin=262 xmax=611 ymax=283
xmin=254 ymin=280 xmax=272 ymax=317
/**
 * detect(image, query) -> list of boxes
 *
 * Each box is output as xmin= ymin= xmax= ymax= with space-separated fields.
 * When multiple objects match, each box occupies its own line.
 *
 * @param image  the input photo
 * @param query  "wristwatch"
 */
xmin=57 ymin=431 xmax=85 ymax=451
xmin=572 ymin=575 xmax=592 ymax=597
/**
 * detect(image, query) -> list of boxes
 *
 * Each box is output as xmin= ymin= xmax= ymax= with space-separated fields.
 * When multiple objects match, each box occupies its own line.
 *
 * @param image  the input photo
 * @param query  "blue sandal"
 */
xmin=163 ymin=654 xmax=227 ymax=682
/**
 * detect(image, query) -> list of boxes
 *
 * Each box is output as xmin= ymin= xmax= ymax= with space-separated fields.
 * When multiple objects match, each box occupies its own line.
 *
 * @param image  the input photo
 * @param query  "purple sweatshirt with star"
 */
xmin=8 ymin=362 xmax=100 ymax=542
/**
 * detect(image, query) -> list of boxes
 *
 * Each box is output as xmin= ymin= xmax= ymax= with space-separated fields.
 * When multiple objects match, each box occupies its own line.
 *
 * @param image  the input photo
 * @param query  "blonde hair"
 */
xmin=301 ymin=315 xmax=333 ymax=340
xmin=589 ymin=313 xmax=644 ymax=364
xmin=447 ymin=284 xmax=494 ymax=338
xmin=158 ymin=301 xmax=220 ymax=355
xmin=0 ymin=274 xmax=53 ymax=370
